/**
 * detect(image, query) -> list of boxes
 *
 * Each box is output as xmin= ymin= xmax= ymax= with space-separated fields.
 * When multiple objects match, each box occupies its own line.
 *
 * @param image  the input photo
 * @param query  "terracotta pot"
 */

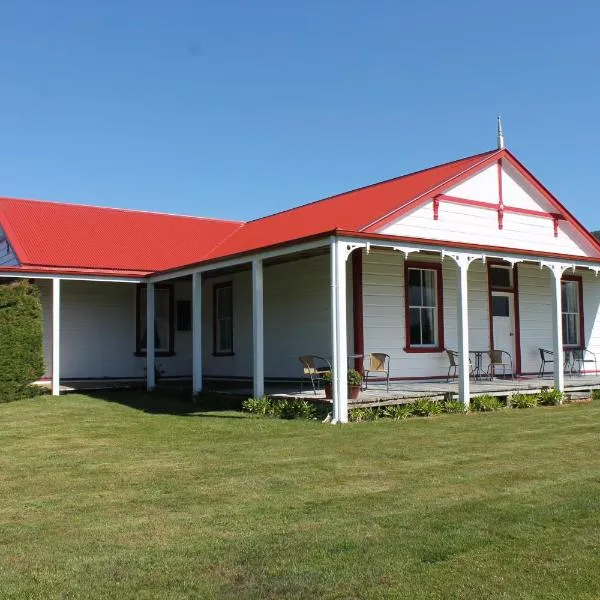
xmin=348 ymin=385 xmax=361 ymax=400
xmin=324 ymin=383 xmax=332 ymax=399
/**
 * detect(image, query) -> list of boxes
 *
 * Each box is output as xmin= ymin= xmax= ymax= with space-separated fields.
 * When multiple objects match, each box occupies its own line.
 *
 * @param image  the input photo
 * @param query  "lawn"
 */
xmin=1 ymin=392 xmax=599 ymax=599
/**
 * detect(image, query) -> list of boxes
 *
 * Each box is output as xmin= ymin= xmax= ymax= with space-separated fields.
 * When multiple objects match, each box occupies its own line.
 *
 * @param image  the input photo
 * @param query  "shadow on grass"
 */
xmin=83 ymin=388 xmax=247 ymax=418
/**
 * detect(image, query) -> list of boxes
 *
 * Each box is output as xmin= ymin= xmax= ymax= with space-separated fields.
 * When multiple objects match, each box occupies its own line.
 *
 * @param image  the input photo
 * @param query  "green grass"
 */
xmin=1 ymin=392 xmax=599 ymax=599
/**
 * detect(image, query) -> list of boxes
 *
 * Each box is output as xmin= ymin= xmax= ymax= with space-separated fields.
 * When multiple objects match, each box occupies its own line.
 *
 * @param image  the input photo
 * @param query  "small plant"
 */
xmin=243 ymin=396 xmax=274 ymax=416
xmin=322 ymin=371 xmax=332 ymax=384
xmin=383 ymin=404 xmax=414 ymax=420
xmin=510 ymin=393 xmax=537 ymax=409
xmin=441 ymin=400 xmax=467 ymax=414
xmin=349 ymin=406 xmax=380 ymax=422
xmin=348 ymin=369 xmax=362 ymax=386
xmin=591 ymin=389 xmax=600 ymax=401
xmin=273 ymin=399 xmax=317 ymax=420
xmin=537 ymin=388 xmax=563 ymax=406
xmin=411 ymin=398 xmax=442 ymax=417
xmin=470 ymin=394 xmax=504 ymax=412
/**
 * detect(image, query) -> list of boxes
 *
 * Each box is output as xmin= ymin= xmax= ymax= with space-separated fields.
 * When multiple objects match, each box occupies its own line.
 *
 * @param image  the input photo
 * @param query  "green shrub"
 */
xmin=592 ymin=389 xmax=600 ymax=401
xmin=537 ymin=388 xmax=563 ymax=406
xmin=349 ymin=407 xmax=380 ymax=422
xmin=411 ymin=398 xmax=442 ymax=417
xmin=243 ymin=396 xmax=274 ymax=416
xmin=273 ymin=399 xmax=317 ymax=420
xmin=441 ymin=400 xmax=467 ymax=414
xmin=470 ymin=394 xmax=504 ymax=412
xmin=383 ymin=404 xmax=414 ymax=420
xmin=510 ymin=393 xmax=537 ymax=409
xmin=0 ymin=281 xmax=45 ymax=402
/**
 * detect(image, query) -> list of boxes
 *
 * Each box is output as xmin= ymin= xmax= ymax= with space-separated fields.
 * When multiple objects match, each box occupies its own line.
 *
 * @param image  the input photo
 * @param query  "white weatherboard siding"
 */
xmin=38 ymin=280 xmax=193 ymax=379
xmin=0 ymin=226 xmax=18 ymax=266
xmin=380 ymin=164 xmax=600 ymax=258
xmin=362 ymin=249 xmax=489 ymax=379
xmin=202 ymin=253 xmax=354 ymax=379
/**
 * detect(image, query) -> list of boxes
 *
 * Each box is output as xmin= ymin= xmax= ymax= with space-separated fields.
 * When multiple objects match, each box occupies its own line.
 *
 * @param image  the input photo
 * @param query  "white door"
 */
xmin=491 ymin=292 xmax=515 ymax=371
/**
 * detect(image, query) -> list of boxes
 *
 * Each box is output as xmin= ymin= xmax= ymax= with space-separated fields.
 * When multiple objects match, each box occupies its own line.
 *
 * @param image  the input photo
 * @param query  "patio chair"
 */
xmin=538 ymin=348 xmax=554 ymax=377
xmin=363 ymin=353 xmax=391 ymax=392
xmin=570 ymin=348 xmax=598 ymax=376
xmin=298 ymin=355 xmax=332 ymax=394
xmin=446 ymin=349 xmax=473 ymax=382
xmin=487 ymin=349 xmax=513 ymax=380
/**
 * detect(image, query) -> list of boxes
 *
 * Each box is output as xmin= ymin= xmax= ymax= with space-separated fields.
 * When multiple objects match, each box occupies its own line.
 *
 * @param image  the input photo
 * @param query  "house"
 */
xmin=2 ymin=138 xmax=600 ymax=423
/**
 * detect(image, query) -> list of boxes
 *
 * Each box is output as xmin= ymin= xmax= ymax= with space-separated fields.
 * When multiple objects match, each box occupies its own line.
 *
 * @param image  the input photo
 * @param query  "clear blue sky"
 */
xmin=1 ymin=1 xmax=599 ymax=226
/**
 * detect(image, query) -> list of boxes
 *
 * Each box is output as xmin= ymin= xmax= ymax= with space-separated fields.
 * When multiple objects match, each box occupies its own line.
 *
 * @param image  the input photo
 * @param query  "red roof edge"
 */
xmin=362 ymin=149 xmax=501 ymax=232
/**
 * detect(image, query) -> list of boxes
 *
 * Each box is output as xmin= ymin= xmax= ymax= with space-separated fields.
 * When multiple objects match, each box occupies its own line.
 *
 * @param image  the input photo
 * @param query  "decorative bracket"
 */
xmin=342 ymin=242 xmax=367 ymax=261
xmin=433 ymin=197 xmax=440 ymax=221
xmin=393 ymin=246 xmax=423 ymax=259
xmin=539 ymin=261 xmax=571 ymax=279
xmin=442 ymin=250 xmax=484 ymax=269
xmin=553 ymin=215 xmax=559 ymax=238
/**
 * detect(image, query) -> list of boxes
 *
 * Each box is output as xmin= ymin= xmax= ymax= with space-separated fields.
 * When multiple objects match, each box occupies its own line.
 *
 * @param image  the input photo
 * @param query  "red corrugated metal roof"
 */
xmin=0 ymin=198 xmax=243 ymax=276
xmin=0 ymin=150 xmax=500 ymax=277
xmin=202 ymin=150 xmax=498 ymax=262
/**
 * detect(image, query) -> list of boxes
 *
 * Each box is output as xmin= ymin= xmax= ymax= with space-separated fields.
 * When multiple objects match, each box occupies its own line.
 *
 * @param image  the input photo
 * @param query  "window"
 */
xmin=492 ymin=296 xmax=510 ymax=317
xmin=136 ymin=285 xmax=174 ymax=355
xmin=489 ymin=266 xmax=512 ymax=289
xmin=561 ymin=277 xmax=583 ymax=347
xmin=176 ymin=300 xmax=192 ymax=331
xmin=213 ymin=282 xmax=233 ymax=355
xmin=404 ymin=263 xmax=444 ymax=351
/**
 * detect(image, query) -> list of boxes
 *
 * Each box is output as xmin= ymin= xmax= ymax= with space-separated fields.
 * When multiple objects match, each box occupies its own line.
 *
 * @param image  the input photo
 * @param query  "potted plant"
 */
xmin=347 ymin=369 xmax=362 ymax=400
xmin=321 ymin=370 xmax=362 ymax=400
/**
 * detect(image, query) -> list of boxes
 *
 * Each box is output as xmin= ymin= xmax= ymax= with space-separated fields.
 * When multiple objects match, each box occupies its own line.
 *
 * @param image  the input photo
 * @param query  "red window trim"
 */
xmin=404 ymin=261 xmax=444 ymax=353
xmin=561 ymin=275 xmax=584 ymax=348
xmin=213 ymin=281 xmax=234 ymax=356
xmin=135 ymin=283 xmax=175 ymax=357
xmin=487 ymin=261 xmax=522 ymax=374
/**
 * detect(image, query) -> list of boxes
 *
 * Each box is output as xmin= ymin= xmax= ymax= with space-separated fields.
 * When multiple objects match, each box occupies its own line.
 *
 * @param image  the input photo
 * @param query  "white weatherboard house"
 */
xmin=2 ymin=137 xmax=600 ymax=423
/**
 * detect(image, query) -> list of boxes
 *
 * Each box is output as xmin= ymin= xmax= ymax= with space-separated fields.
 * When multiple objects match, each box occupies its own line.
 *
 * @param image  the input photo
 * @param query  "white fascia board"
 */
xmin=0 ymin=271 xmax=143 ymax=284
xmin=149 ymin=238 xmax=331 ymax=283
xmin=338 ymin=235 xmax=600 ymax=272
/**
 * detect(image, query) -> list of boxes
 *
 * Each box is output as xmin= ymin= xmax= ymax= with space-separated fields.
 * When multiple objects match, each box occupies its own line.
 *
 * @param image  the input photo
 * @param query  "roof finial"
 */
xmin=497 ymin=115 xmax=505 ymax=150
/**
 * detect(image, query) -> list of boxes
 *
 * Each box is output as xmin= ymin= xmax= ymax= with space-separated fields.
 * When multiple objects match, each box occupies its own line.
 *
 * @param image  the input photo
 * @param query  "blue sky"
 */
xmin=0 ymin=1 xmax=599 ymax=226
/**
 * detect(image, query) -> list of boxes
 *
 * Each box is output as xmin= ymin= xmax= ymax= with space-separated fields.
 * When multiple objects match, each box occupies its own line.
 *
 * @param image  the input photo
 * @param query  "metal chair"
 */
xmin=446 ymin=349 xmax=473 ymax=382
xmin=538 ymin=348 xmax=554 ymax=377
xmin=570 ymin=348 xmax=598 ymax=376
xmin=298 ymin=355 xmax=332 ymax=394
xmin=487 ymin=350 xmax=513 ymax=380
xmin=363 ymin=353 xmax=391 ymax=392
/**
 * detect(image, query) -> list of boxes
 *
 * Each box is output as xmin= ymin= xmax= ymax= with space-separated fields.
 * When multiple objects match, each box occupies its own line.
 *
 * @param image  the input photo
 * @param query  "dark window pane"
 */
xmin=492 ymin=296 xmax=510 ymax=317
xmin=177 ymin=300 xmax=192 ymax=331
xmin=409 ymin=308 xmax=421 ymax=345
xmin=421 ymin=308 xmax=435 ymax=345
xmin=562 ymin=314 xmax=578 ymax=346
xmin=407 ymin=269 xmax=421 ymax=306
xmin=422 ymin=270 xmax=436 ymax=307
xmin=561 ymin=281 xmax=578 ymax=313
xmin=490 ymin=267 xmax=512 ymax=289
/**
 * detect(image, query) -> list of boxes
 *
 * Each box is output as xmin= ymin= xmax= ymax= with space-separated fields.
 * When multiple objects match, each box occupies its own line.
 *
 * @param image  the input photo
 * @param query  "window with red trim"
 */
xmin=404 ymin=262 xmax=444 ymax=352
xmin=561 ymin=276 xmax=583 ymax=347
xmin=136 ymin=284 xmax=175 ymax=356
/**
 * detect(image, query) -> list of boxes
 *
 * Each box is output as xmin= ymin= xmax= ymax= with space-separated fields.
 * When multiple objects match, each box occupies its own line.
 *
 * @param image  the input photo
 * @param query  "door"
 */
xmin=491 ymin=292 xmax=515 ymax=366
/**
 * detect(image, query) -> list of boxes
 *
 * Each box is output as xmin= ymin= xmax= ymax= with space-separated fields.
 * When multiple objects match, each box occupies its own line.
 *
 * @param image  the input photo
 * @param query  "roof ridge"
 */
xmin=0 ymin=195 xmax=244 ymax=225
xmin=244 ymin=149 xmax=498 ymax=225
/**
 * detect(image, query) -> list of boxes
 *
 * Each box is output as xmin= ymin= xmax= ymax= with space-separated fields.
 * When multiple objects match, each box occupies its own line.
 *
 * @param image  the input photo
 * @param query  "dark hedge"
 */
xmin=0 ymin=281 xmax=45 ymax=402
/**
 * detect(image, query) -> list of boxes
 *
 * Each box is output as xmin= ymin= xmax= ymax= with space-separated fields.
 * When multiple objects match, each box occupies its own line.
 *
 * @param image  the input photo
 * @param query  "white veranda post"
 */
xmin=545 ymin=262 xmax=567 ymax=392
xmin=330 ymin=239 xmax=349 ymax=424
xmin=444 ymin=252 xmax=481 ymax=407
xmin=252 ymin=258 xmax=264 ymax=398
xmin=146 ymin=282 xmax=155 ymax=391
xmin=51 ymin=277 xmax=61 ymax=396
xmin=192 ymin=271 xmax=203 ymax=394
